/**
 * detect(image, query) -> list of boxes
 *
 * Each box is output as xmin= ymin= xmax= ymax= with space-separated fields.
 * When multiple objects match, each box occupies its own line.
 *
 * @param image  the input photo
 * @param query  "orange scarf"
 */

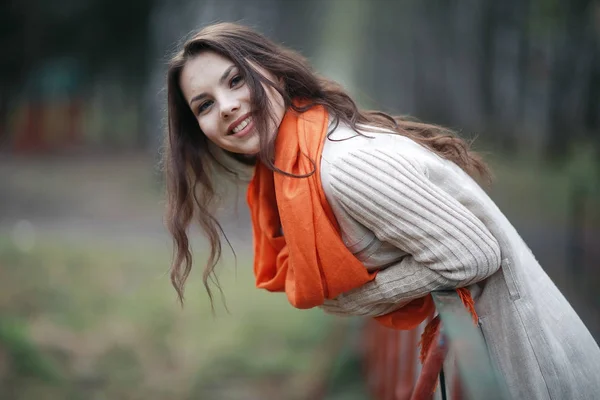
xmin=247 ymin=104 xmax=477 ymax=361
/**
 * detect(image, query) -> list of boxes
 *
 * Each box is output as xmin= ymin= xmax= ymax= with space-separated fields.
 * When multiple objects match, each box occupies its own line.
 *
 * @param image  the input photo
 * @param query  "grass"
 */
xmin=0 ymin=233 xmax=357 ymax=400
xmin=1 ymin=146 xmax=598 ymax=399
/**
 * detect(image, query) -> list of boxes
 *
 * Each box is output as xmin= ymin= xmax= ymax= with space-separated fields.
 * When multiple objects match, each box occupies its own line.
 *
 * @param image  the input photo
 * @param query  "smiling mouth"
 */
xmin=228 ymin=116 xmax=253 ymax=135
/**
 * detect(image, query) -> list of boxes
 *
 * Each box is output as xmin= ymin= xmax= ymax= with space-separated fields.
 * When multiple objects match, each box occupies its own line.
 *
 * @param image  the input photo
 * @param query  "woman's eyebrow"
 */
xmin=189 ymin=65 xmax=236 ymax=106
xmin=218 ymin=65 xmax=236 ymax=85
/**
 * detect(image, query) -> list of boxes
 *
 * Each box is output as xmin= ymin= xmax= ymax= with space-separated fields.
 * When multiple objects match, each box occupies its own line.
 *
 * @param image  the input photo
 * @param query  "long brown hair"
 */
xmin=164 ymin=22 xmax=491 ymax=305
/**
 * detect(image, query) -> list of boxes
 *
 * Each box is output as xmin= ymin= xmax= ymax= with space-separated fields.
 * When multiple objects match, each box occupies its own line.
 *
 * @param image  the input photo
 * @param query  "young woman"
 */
xmin=164 ymin=22 xmax=600 ymax=399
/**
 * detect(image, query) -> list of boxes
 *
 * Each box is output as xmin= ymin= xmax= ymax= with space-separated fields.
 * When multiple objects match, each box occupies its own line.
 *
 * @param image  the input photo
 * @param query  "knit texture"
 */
xmin=318 ymin=133 xmax=600 ymax=399
xmin=322 ymin=147 xmax=501 ymax=316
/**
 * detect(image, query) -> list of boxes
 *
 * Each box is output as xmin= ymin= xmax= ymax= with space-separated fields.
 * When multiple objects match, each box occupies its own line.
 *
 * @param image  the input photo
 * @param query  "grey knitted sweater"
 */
xmin=317 ymin=120 xmax=600 ymax=400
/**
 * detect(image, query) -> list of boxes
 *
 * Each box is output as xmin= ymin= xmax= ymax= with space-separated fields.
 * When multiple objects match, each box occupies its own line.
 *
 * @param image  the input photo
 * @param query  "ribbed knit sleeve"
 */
xmin=321 ymin=148 xmax=501 ymax=317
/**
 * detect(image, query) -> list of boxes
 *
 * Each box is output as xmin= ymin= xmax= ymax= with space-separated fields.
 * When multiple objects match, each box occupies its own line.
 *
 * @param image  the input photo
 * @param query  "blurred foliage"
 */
xmin=0 ymin=317 xmax=61 ymax=383
xmin=1 ymin=152 xmax=598 ymax=398
xmin=488 ymin=150 xmax=600 ymax=224
xmin=0 ymin=233 xmax=364 ymax=399
xmin=565 ymin=144 xmax=600 ymax=193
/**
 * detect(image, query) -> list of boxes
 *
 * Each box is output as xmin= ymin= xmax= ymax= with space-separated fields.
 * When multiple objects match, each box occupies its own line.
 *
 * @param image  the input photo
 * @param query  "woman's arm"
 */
xmin=320 ymin=147 xmax=501 ymax=317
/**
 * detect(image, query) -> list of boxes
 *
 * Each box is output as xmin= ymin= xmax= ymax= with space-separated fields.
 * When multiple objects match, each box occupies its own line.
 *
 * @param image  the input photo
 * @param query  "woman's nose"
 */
xmin=220 ymin=97 xmax=240 ymax=119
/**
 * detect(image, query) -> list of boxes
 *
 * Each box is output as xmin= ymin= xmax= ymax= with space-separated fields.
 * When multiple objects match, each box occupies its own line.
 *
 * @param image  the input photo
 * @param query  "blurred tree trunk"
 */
xmin=513 ymin=0 xmax=531 ymax=152
xmin=313 ymin=0 xmax=371 ymax=96
xmin=0 ymin=92 xmax=9 ymax=146
xmin=411 ymin=0 xmax=454 ymax=122
xmin=583 ymin=4 xmax=600 ymax=146
xmin=585 ymin=45 xmax=600 ymax=143
xmin=547 ymin=0 xmax=594 ymax=160
xmin=271 ymin=0 xmax=321 ymax=56
xmin=360 ymin=0 xmax=415 ymax=113
xmin=480 ymin=0 xmax=496 ymax=124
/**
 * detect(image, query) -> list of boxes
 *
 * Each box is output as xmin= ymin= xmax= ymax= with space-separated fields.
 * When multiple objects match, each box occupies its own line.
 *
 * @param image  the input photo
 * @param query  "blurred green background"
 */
xmin=1 ymin=0 xmax=599 ymax=399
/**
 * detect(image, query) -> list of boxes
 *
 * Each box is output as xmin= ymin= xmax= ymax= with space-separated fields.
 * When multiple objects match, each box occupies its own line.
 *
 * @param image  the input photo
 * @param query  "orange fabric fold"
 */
xmin=247 ymin=104 xmax=375 ymax=308
xmin=247 ymin=104 xmax=477 ymax=356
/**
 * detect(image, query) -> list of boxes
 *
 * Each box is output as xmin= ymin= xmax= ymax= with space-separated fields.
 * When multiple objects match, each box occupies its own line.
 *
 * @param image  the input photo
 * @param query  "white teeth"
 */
xmin=232 ymin=117 xmax=252 ymax=133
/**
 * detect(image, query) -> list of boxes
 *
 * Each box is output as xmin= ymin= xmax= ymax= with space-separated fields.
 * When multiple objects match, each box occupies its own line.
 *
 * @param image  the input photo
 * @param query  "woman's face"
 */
xmin=179 ymin=50 xmax=285 ymax=155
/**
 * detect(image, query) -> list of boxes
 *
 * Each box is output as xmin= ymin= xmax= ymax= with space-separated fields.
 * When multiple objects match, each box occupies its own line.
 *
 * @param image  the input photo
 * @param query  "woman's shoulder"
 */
xmin=320 ymin=117 xmax=476 ymax=198
xmin=321 ymin=117 xmax=437 ymax=170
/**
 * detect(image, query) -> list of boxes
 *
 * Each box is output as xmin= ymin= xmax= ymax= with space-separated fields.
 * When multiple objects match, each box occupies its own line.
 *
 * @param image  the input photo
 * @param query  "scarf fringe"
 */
xmin=418 ymin=288 xmax=478 ymax=365
xmin=418 ymin=316 xmax=441 ymax=364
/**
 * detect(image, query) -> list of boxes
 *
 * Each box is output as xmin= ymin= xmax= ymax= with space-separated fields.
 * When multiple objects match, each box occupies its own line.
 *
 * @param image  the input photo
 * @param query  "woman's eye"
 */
xmin=197 ymin=100 xmax=213 ymax=114
xmin=230 ymin=75 xmax=244 ymax=87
